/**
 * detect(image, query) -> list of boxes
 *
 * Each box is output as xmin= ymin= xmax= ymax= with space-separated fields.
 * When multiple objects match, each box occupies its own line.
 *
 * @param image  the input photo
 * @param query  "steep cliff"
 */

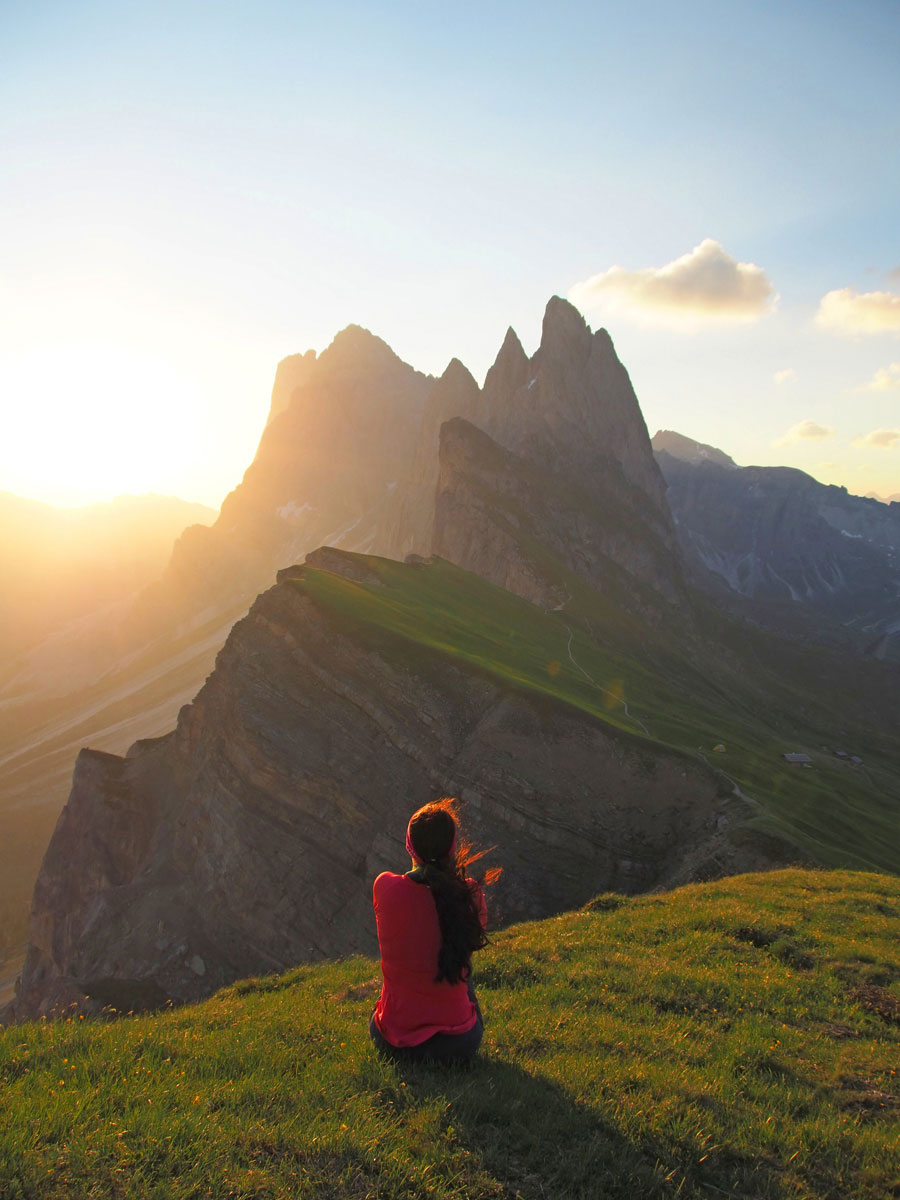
xmin=392 ymin=357 xmax=482 ymax=559
xmin=9 ymin=551 xmax=741 ymax=1021
xmin=434 ymin=418 xmax=682 ymax=617
xmin=139 ymin=325 xmax=434 ymax=630
xmin=482 ymin=299 xmax=670 ymax=512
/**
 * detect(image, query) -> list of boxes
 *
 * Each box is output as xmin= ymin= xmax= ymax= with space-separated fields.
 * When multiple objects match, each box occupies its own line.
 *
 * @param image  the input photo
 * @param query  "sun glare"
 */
xmin=3 ymin=342 xmax=208 ymax=507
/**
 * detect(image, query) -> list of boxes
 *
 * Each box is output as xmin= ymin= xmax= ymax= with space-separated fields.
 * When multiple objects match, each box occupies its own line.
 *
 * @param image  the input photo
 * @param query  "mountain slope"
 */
xmin=2 ymin=868 xmax=898 ymax=1200
xmin=653 ymin=433 xmax=900 ymax=657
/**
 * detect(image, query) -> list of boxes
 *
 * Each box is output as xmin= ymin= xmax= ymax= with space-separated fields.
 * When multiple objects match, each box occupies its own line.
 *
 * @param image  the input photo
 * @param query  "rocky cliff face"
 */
xmin=654 ymin=435 xmax=900 ymax=658
xmin=131 ymin=298 xmax=680 ymax=637
xmin=392 ymin=357 xmax=482 ymax=560
xmin=8 ymin=551 xmax=734 ymax=1021
xmin=481 ymin=300 xmax=669 ymax=508
xmin=142 ymin=325 xmax=434 ymax=629
xmin=434 ymin=418 xmax=682 ymax=616
xmin=415 ymin=299 xmax=684 ymax=610
xmin=265 ymin=349 xmax=318 ymax=425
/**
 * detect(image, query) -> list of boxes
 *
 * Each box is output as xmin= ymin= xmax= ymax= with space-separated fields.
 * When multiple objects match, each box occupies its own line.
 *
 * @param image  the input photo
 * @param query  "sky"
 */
xmin=2 ymin=0 xmax=898 ymax=508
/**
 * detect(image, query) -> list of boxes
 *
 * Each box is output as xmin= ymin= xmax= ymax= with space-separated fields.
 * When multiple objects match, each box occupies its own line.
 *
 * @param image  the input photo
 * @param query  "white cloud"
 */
xmin=853 ymin=428 xmax=900 ymax=449
xmin=816 ymin=288 xmax=900 ymax=335
xmin=569 ymin=239 xmax=776 ymax=327
xmin=855 ymin=362 xmax=900 ymax=392
xmin=774 ymin=420 xmax=835 ymax=446
xmin=774 ymin=368 xmax=795 ymax=385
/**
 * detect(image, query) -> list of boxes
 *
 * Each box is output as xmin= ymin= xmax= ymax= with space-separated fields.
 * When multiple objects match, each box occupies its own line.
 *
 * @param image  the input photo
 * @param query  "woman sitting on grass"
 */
xmin=370 ymin=798 xmax=498 ymax=1063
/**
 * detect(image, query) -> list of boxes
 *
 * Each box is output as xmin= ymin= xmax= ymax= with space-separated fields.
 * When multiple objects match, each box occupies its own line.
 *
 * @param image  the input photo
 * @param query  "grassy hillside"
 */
xmin=292 ymin=554 xmax=900 ymax=876
xmin=2 ymin=869 xmax=898 ymax=1199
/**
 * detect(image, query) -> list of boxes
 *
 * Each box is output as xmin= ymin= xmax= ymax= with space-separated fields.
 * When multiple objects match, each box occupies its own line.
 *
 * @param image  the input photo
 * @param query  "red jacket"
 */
xmin=372 ymin=871 xmax=486 ymax=1047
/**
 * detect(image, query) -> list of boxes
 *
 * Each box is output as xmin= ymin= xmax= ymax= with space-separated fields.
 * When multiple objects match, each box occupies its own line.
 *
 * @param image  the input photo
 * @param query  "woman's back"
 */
xmin=372 ymin=870 xmax=484 ymax=1048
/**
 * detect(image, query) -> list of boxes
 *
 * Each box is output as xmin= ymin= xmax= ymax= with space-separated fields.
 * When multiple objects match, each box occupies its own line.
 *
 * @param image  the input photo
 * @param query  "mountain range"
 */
xmin=3 ymin=299 xmax=899 ymax=1020
xmin=653 ymin=430 xmax=900 ymax=660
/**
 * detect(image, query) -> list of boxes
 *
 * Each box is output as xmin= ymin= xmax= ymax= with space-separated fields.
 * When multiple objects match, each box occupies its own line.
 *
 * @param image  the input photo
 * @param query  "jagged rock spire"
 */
xmin=483 ymin=325 xmax=529 ymax=399
xmin=537 ymin=296 xmax=593 ymax=368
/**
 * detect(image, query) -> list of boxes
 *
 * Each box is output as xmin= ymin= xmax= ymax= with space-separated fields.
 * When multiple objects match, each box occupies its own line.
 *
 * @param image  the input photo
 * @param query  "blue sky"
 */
xmin=2 ymin=0 xmax=898 ymax=505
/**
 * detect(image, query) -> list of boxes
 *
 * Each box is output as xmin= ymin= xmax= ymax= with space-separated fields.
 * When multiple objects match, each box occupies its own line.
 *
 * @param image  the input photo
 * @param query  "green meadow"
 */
xmin=291 ymin=554 xmax=900 ymax=875
xmin=2 ymin=869 xmax=898 ymax=1199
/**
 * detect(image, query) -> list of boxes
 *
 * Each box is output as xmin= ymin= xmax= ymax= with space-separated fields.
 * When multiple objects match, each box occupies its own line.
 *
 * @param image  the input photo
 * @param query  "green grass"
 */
xmin=2 ymin=869 xmax=898 ymax=1199
xmin=286 ymin=553 xmax=900 ymax=876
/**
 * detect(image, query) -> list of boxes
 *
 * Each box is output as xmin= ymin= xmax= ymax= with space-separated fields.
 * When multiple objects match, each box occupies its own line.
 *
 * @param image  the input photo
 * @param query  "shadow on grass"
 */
xmin=396 ymin=1054 xmax=782 ymax=1200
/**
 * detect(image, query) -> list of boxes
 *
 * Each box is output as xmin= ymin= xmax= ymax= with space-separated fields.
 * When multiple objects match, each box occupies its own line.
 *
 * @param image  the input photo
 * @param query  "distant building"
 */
xmin=783 ymin=752 xmax=812 ymax=764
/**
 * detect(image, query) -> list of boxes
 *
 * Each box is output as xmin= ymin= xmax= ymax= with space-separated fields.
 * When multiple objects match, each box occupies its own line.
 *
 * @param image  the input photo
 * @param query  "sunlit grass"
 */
xmin=2 ymin=869 xmax=898 ymax=1198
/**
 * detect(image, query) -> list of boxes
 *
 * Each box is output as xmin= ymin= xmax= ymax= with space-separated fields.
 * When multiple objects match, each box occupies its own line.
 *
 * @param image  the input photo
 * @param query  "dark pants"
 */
xmin=369 ymin=981 xmax=483 ymax=1064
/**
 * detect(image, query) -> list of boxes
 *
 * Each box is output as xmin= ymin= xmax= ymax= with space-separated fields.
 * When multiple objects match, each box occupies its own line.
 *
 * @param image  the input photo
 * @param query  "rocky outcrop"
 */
xmin=392 ymin=357 xmax=482 ymax=559
xmin=481 ymin=299 xmax=672 ymax=513
xmin=421 ymin=300 xmax=685 ymax=614
xmin=131 ymin=324 xmax=434 ymax=639
xmin=434 ymin=418 xmax=682 ymax=615
xmin=7 ymin=552 xmax=732 ymax=1021
xmin=265 ymin=349 xmax=318 ymax=425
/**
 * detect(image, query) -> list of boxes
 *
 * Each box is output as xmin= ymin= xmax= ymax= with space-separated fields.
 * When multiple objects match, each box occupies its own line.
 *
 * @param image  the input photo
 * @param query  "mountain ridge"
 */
xmin=652 ymin=431 xmax=900 ymax=658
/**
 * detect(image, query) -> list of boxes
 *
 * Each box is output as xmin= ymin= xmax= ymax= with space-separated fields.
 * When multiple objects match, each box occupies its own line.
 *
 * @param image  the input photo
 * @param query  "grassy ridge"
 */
xmin=2 ymin=869 xmax=899 ymax=1199
xmin=291 ymin=555 xmax=900 ymax=875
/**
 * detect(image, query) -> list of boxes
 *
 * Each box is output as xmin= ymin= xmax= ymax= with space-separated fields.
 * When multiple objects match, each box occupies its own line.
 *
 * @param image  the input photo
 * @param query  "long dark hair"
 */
xmin=407 ymin=798 xmax=501 ymax=985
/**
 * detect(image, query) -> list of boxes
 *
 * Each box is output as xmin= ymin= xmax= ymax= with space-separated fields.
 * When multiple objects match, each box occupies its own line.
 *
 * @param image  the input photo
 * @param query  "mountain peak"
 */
xmin=483 ymin=326 xmax=528 ymax=397
xmin=652 ymin=430 xmax=738 ymax=470
xmin=539 ymin=296 xmax=592 ymax=364
xmin=318 ymin=324 xmax=408 ymax=376
xmin=439 ymin=356 xmax=478 ymax=390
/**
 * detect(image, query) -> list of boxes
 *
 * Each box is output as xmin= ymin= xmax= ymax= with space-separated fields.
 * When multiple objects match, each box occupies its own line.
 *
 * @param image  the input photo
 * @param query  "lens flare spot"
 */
xmin=604 ymin=679 xmax=625 ymax=709
xmin=547 ymin=660 xmax=562 ymax=677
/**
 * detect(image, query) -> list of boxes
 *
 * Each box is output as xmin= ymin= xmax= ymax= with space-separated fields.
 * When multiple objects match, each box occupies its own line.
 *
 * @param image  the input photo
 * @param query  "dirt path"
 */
xmin=564 ymin=627 xmax=651 ymax=736
xmin=696 ymin=749 xmax=761 ymax=809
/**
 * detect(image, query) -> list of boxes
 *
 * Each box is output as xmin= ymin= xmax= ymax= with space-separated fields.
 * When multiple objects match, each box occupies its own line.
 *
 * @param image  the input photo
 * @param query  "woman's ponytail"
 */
xmin=407 ymin=799 xmax=500 ymax=985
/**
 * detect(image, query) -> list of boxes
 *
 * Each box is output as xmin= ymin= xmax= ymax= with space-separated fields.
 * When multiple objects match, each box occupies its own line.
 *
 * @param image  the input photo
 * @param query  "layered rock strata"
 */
xmin=435 ymin=417 xmax=682 ymax=616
